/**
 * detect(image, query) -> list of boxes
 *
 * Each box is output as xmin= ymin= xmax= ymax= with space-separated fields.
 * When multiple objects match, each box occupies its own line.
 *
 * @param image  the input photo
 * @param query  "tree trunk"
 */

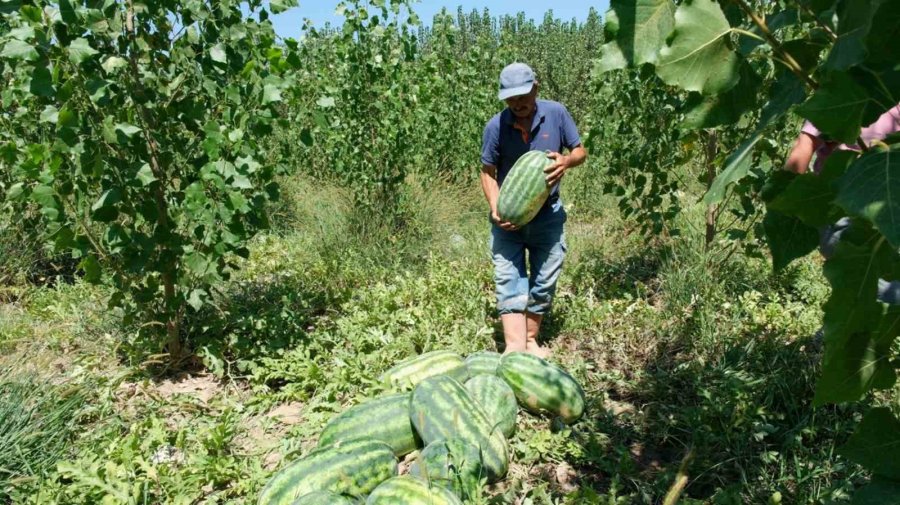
xmin=704 ymin=130 xmax=718 ymax=251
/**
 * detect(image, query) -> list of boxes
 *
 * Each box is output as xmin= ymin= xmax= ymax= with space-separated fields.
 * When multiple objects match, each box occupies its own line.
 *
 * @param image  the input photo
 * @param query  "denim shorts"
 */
xmin=489 ymin=199 xmax=567 ymax=315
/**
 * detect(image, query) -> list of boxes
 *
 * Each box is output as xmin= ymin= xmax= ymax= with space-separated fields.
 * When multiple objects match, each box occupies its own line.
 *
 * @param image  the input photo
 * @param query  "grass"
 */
xmin=0 ymin=167 xmax=889 ymax=504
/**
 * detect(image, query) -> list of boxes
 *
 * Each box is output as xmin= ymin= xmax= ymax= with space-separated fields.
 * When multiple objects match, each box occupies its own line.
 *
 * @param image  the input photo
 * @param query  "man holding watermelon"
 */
xmin=480 ymin=62 xmax=587 ymax=357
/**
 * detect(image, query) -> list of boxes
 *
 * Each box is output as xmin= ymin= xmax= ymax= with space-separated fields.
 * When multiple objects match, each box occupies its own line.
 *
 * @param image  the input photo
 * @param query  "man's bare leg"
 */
xmin=501 ymin=313 xmax=527 ymax=353
xmin=525 ymin=312 xmax=551 ymax=358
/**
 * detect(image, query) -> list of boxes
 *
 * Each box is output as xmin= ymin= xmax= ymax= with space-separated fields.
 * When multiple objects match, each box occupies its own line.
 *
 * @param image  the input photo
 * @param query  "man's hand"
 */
xmin=492 ymin=209 xmax=518 ymax=231
xmin=544 ymin=151 xmax=570 ymax=186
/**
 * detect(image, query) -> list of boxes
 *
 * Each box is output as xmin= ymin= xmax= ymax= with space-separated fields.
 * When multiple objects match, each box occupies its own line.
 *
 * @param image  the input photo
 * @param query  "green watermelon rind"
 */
xmin=381 ymin=350 xmax=470 ymax=390
xmin=497 ymin=352 xmax=586 ymax=424
xmin=365 ymin=475 xmax=462 ymax=505
xmin=289 ymin=490 xmax=358 ymax=505
xmin=464 ymin=351 xmax=502 ymax=377
xmin=409 ymin=375 xmax=509 ymax=483
xmin=318 ymin=392 xmax=419 ymax=457
xmin=497 ymin=150 xmax=553 ymax=227
xmin=408 ymin=438 xmax=484 ymax=500
xmin=257 ymin=438 xmax=396 ymax=505
xmin=465 ymin=374 xmax=518 ymax=438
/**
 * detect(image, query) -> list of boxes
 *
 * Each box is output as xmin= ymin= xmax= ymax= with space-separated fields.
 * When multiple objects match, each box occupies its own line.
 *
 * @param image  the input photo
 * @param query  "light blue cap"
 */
xmin=498 ymin=62 xmax=535 ymax=100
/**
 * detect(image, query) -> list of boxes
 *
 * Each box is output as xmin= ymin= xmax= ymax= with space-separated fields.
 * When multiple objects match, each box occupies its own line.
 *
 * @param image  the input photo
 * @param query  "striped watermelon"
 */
xmin=409 ymin=375 xmax=509 ymax=483
xmin=408 ymin=438 xmax=484 ymax=500
xmin=497 ymin=150 xmax=554 ymax=226
xmin=465 ymin=374 xmax=518 ymax=438
xmin=366 ymin=476 xmax=462 ymax=505
xmin=318 ymin=393 xmax=419 ymax=456
xmin=464 ymin=351 xmax=501 ymax=376
xmin=381 ymin=350 xmax=469 ymax=390
xmin=257 ymin=438 xmax=396 ymax=505
xmin=498 ymin=352 xmax=586 ymax=424
xmin=290 ymin=491 xmax=358 ymax=505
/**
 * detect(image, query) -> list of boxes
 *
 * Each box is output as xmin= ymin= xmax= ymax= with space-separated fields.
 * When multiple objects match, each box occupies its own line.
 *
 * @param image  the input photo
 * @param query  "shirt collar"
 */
xmin=503 ymin=100 xmax=545 ymax=130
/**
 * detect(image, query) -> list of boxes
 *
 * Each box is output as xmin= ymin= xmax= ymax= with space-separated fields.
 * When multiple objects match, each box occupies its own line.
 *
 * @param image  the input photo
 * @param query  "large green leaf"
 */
xmin=840 ymin=408 xmax=900 ymax=479
xmin=270 ymin=0 xmax=299 ymax=14
xmin=814 ymin=239 xmax=898 ymax=405
xmin=0 ymin=39 xmax=38 ymax=61
xmin=825 ymin=0 xmax=882 ymax=70
xmin=835 ymin=147 xmax=900 ymax=248
xmin=597 ymin=0 xmax=675 ymax=72
xmin=797 ymin=71 xmax=869 ymax=144
xmin=656 ymin=0 xmax=740 ymax=95
xmin=682 ymin=62 xmax=760 ymax=130
xmin=68 ymin=38 xmax=98 ymax=65
xmin=702 ymin=130 xmax=760 ymax=205
xmin=865 ymin=1 xmax=900 ymax=67
xmin=763 ymin=209 xmax=819 ymax=271
xmin=851 ymin=478 xmax=900 ymax=505
xmin=767 ymin=150 xmax=854 ymax=227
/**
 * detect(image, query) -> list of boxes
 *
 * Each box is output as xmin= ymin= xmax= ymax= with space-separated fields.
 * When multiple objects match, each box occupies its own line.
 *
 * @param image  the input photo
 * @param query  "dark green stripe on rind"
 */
xmin=498 ymin=150 xmax=553 ymax=226
xmin=318 ymin=393 xmax=418 ymax=456
xmin=258 ymin=438 xmax=396 ymax=505
xmin=366 ymin=476 xmax=462 ymax=505
xmin=409 ymin=375 xmax=509 ymax=483
xmin=498 ymin=352 xmax=586 ymax=424
xmin=464 ymin=351 xmax=501 ymax=376
xmin=381 ymin=350 xmax=469 ymax=390
xmin=290 ymin=491 xmax=357 ymax=505
xmin=465 ymin=374 xmax=518 ymax=438
xmin=409 ymin=438 xmax=483 ymax=500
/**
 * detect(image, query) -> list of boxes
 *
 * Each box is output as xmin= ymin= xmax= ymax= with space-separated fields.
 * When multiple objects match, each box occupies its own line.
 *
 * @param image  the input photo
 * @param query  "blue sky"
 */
xmin=267 ymin=1 xmax=609 ymax=40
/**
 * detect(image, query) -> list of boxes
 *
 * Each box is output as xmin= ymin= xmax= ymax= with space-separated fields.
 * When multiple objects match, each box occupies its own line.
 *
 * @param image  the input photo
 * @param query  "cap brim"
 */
xmin=498 ymin=82 xmax=534 ymax=100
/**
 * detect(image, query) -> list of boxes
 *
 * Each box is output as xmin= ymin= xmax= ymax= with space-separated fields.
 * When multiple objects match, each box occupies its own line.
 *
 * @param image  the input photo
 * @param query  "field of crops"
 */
xmin=1 ymin=0 xmax=898 ymax=503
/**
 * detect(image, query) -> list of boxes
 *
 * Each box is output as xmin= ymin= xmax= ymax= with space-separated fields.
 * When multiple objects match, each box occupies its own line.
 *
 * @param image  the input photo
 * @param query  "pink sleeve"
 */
xmin=800 ymin=120 xmax=821 ymax=138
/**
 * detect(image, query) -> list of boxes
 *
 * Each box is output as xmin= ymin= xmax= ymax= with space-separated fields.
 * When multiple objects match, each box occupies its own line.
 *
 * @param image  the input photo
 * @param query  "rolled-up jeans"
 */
xmin=489 ymin=199 xmax=567 ymax=315
xmin=820 ymin=217 xmax=900 ymax=305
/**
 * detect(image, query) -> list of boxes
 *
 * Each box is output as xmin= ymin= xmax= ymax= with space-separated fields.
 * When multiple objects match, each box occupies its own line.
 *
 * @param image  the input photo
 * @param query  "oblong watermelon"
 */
xmin=318 ymin=392 xmax=419 ymax=456
xmin=408 ymin=438 xmax=484 ymax=500
xmin=290 ymin=491 xmax=358 ymax=505
xmin=409 ymin=375 xmax=509 ymax=483
xmin=366 ymin=476 xmax=462 ymax=505
xmin=464 ymin=351 xmax=501 ymax=376
xmin=497 ymin=150 xmax=554 ymax=227
xmin=381 ymin=350 xmax=469 ymax=390
xmin=465 ymin=374 xmax=518 ymax=438
xmin=257 ymin=438 xmax=396 ymax=505
xmin=498 ymin=352 xmax=586 ymax=424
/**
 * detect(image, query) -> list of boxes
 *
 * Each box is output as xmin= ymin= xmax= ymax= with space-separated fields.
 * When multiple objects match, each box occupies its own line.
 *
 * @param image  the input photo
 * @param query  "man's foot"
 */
xmin=525 ymin=341 xmax=551 ymax=359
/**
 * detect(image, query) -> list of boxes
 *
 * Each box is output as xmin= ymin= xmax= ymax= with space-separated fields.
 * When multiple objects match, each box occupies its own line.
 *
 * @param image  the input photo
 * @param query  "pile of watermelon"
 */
xmin=257 ymin=350 xmax=586 ymax=505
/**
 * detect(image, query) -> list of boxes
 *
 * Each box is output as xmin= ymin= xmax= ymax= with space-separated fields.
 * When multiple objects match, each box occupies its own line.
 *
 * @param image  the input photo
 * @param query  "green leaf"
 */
xmin=835 ymin=147 xmax=900 ymax=248
xmin=703 ymin=131 xmax=760 ymax=205
xmin=656 ymin=0 xmax=740 ymax=95
xmin=850 ymin=478 xmax=900 ymax=505
xmin=0 ymin=39 xmax=38 ymax=61
xmin=825 ymin=0 xmax=880 ymax=70
xmin=91 ymin=188 xmax=122 ymax=222
xmin=763 ymin=209 xmax=820 ymax=271
xmin=79 ymin=254 xmax=101 ymax=283
xmin=231 ymin=173 xmax=253 ymax=189
xmin=263 ymin=84 xmax=282 ymax=103
xmin=40 ymin=105 xmax=59 ymax=124
xmin=187 ymin=289 xmax=207 ymax=311
xmin=29 ymin=64 xmax=54 ymax=97
xmin=57 ymin=106 xmax=78 ymax=128
xmin=767 ymin=151 xmax=855 ymax=227
xmin=136 ymin=164 xmax=156 ymax=186
xmin=210 ymin=43 xmax=227 ymax=63
xmin=68 ymin=38 xmax=99 ymax=64
xmin=300 ymin=128 xmax=313 ymax=147
xmin=815 ymin=239 xmax=898 ymax=405
xmin=840 ymin=408 xmax=900 ymax=479
xmin=682 ymin=63 xmax=760 ymax=130
xmin=59 ymin=0 xmax=78 ymax=25
xmin=270 ymin=0 xmax=299 ymax=14
xmin=597 ymin=0 xmax=675 ymax=71
xmin=865 ymin=1 xmax=900 ymax=66
xmin=797 ymin=72 xmax=869 ymax=144
xmin=101 ymin=56 xmax=128 ymax=73
xmin=114 ymin=123 xmax=142 ymax=138
xmin=316 ymin=96 xmax=336 ymax=108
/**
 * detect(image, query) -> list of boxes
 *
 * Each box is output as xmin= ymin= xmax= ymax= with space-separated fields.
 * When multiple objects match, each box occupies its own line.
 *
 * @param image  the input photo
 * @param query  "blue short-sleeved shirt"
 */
xmin=481 ymin=99 xmax=581 ymax=209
